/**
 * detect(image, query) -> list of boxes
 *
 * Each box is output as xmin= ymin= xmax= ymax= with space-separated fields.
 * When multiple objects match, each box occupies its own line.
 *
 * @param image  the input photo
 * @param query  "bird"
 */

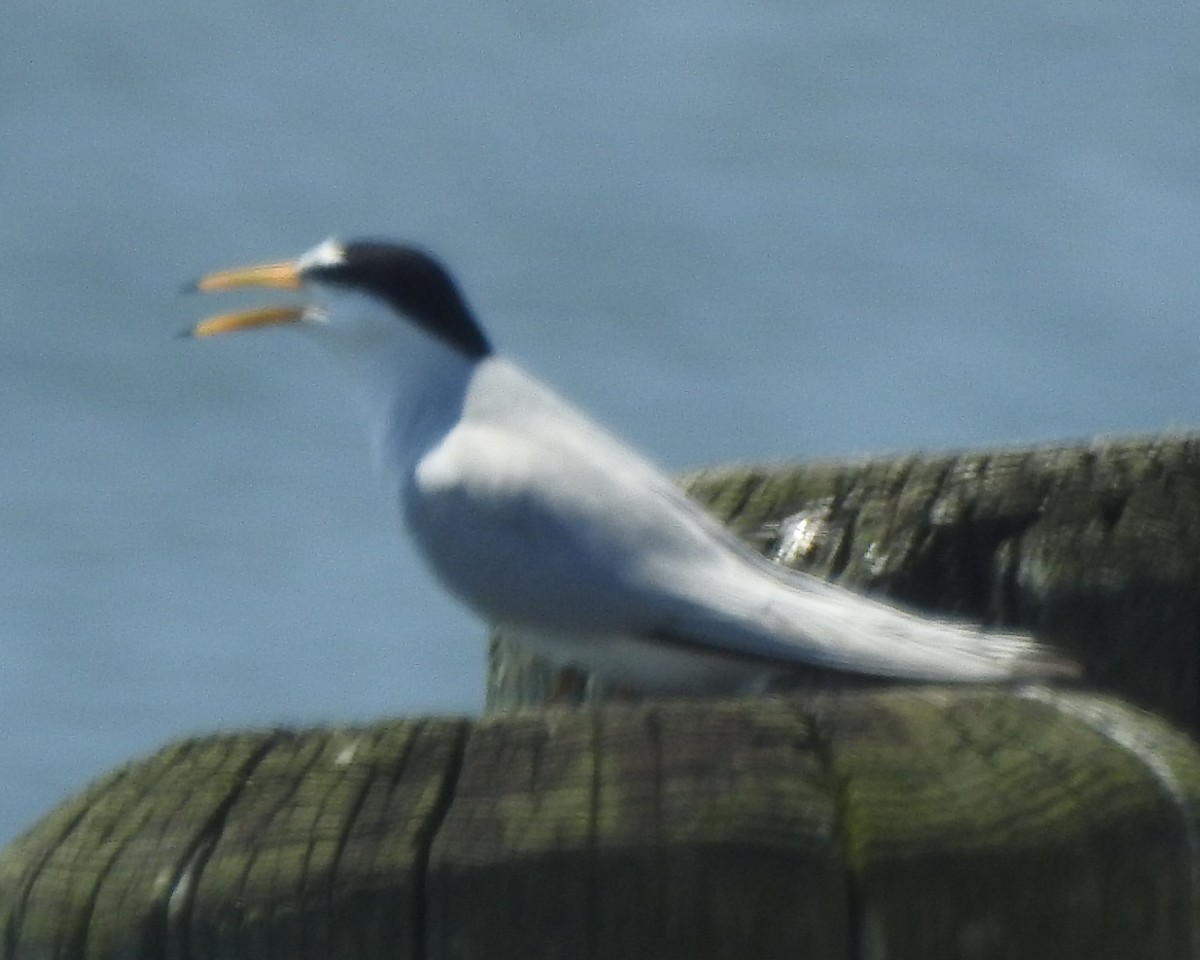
xmin=184 ymin=237 xmax=1077 ymax=695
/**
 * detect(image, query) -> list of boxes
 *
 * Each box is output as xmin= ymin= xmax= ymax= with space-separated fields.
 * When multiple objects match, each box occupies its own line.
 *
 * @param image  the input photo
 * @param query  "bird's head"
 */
xmin=186 ymin=238 xmax=492 ymax=361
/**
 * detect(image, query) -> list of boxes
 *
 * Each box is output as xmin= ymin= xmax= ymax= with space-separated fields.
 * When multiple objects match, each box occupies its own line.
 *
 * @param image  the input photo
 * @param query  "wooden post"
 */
xmin=5 ymin=432 xmax=1200 ymax=959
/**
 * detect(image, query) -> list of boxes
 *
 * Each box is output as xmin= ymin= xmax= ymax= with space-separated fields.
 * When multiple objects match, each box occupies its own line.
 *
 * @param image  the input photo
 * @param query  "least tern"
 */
xmin=186 ymin=238 xmax=1076 ymax=694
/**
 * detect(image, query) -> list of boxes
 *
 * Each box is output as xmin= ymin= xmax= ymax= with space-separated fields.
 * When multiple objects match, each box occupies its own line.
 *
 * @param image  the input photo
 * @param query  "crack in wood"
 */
xmin=160 ymin=732 xmax=286 ymax=960
xmin=413 ymin=720 xmax=470 ymax=960
xmin=802 ymin=700 xmax=868 ymax=960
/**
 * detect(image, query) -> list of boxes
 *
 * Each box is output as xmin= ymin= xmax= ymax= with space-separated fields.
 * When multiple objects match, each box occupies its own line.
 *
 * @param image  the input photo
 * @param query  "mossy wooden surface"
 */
xmin=4 ymin=692 xmax=1200 ymax=960
xmin=7 ymin=431 xmax=1200 ymax=959
xmin=490 ymin=432 xmax=1200 ymax=731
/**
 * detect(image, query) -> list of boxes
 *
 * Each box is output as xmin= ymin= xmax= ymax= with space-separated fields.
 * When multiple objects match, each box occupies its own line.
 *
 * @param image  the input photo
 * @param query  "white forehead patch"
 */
xmin=297 ymin=237 xmax=346 ymax=272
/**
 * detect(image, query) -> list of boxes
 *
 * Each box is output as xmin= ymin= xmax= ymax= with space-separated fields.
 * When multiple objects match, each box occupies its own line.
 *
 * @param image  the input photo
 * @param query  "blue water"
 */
xmin=2 ymin=0 xmax=1198 ymax=843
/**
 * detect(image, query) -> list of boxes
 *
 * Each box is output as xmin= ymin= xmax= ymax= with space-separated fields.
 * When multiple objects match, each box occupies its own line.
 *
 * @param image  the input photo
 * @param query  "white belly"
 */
xmin=504 ymin=627 xmax=776 ymax=696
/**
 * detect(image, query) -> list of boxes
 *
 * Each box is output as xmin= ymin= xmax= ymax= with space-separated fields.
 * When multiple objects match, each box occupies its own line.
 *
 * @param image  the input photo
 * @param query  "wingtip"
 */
xmin=1018 ymin=647 xmax=1084 ymax=683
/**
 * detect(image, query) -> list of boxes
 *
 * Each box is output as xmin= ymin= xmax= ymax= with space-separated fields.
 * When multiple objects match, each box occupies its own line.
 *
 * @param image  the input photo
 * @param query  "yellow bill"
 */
xmin=184 ymin=258 xmax=308 ymax=337
xmin=191 ymin=260 xmax=303 ymax=292
xmin=189 ymin=305 xmax=308 ymax=338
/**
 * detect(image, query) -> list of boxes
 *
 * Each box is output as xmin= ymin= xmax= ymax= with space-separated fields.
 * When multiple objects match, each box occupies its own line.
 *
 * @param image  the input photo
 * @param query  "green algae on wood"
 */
xmin=4 ymin=693 xmax=1200 ymax=959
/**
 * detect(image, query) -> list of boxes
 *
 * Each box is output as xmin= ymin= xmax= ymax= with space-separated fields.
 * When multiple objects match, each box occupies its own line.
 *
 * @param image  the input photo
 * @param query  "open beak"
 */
xmin=184 ymin=258 xmax=308 ymax=337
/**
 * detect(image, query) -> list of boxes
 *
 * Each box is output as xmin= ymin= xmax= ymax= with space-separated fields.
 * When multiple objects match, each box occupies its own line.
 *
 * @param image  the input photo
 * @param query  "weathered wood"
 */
xmin=7 ymin=432 xmax=1200 ymax=958
xmin=490 ymin=433 xmax=1200 ymax=732
xmin=3 ymin=693 xmax=1198 ymax=959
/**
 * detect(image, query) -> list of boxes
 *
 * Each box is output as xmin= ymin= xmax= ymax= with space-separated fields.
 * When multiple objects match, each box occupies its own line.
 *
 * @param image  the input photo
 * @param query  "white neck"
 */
xmin=297 ymin=290 xmax=480 ymax=479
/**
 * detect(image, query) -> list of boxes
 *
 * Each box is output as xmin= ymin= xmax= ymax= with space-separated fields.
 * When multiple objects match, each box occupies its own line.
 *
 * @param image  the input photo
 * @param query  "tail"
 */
xmin=663 ymin=568 xmax=1079 ymax=683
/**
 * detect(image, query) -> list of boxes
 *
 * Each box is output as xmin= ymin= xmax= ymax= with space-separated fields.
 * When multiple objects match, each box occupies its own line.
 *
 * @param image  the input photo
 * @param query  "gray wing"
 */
xmin=407 ymin=363 xmax=1076 ymax=682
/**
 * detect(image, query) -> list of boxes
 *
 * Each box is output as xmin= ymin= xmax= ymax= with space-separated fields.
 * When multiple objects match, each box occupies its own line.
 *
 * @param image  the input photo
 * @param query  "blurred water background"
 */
xmin=2 ymin=0 xmax=1198 ymax=842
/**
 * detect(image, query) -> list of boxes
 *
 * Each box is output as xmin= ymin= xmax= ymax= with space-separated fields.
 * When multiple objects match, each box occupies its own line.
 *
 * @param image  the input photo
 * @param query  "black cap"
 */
xmin=304 ymin=240 xmax=493 ymax=359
